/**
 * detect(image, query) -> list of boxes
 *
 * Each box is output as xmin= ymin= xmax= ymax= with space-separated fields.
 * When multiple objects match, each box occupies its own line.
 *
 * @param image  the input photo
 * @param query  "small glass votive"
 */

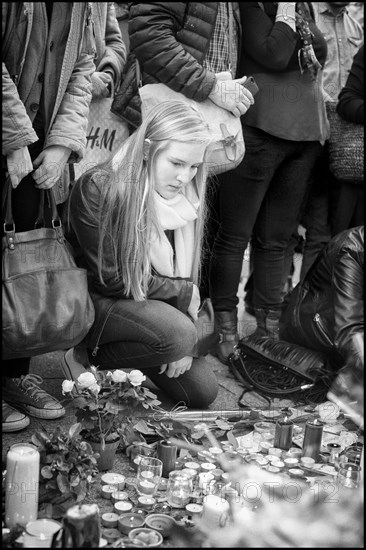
xmin=136 ymin=457 xmax=163 ymax=497
xmin=166 ymin=471 xmax=193 ymax=508
xmin=327 ymin=443 xmax=342 ymax=467
xmin=337 ymin=463 xmax=361 ymax=489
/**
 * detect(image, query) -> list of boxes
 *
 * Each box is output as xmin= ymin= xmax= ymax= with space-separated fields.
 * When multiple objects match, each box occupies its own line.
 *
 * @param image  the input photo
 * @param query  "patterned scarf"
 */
xmin=295 ymin=2 xmax=322 ymax=80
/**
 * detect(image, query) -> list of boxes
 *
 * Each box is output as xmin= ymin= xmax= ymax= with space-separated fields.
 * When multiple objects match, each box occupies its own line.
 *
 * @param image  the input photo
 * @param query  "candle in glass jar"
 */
xmin=274 ymin=417 xmax=294 ymax=450
xmin=302 ymin=418 xmax=324 ymax=460
xmin=136 ymin=479 xmax=156 ymax=495
xmin=5 ymin=443 xmax=40 ymax=529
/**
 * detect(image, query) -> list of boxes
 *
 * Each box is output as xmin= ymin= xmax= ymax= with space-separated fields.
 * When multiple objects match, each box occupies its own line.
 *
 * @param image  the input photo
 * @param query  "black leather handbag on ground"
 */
xmin=229 ymin=335 xmax=338 ymax=404
xmin=2 ymin=177 xmax=95 ymax=359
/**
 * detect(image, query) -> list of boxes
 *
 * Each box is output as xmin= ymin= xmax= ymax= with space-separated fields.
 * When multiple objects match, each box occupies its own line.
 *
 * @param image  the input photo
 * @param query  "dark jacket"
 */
xmin=281 ymin=226 xmax=364 ymax=369
xmin=112 ymin=2 xmax=241 ymax=128
xmin=337 ymin=44 xmax=364 ymax=124
xmin=69 ymin=170 xmax=194 ymax=352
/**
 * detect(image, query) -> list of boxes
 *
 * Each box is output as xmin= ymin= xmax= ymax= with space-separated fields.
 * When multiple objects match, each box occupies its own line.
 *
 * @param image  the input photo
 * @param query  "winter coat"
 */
xmin=69 ymin=169 xmax=194 ymax=353
xmin=281 ymin=226 xmax=364 ymax=369
xmin=112 ymin=2 xmax=241 ymax=129
xmin=2 ymin=2 xmax=95 ymax=203
xmin=91 ymin=2 xmax=126 ymax=86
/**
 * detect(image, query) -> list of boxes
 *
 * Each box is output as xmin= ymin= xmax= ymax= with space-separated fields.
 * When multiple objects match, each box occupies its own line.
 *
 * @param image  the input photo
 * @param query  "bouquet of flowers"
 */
xmin=62 ymin=367 xmax=162 ymax=448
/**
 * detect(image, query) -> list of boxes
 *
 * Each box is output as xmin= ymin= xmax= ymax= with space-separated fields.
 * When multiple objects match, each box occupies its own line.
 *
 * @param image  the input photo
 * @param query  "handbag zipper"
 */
xmin=91 ymin=301 xmax=116 ymax=357
xmin=313 ymin=313 xmax=334 ymax=347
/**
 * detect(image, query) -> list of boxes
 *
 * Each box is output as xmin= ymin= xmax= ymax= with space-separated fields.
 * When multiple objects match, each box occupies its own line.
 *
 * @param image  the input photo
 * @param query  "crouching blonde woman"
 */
xmin=67 ymin=101 xmax=219 ymax=408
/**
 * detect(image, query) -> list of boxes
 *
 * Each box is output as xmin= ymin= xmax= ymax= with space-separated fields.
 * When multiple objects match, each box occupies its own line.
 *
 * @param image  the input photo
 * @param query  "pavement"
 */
xmin=2 ymin=252 xmax=303 ymax=464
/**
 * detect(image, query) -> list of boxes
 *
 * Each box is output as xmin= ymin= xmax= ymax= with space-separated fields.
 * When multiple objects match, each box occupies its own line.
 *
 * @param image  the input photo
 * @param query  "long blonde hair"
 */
xmin=77 ymin=101 xmax=212 ymax=301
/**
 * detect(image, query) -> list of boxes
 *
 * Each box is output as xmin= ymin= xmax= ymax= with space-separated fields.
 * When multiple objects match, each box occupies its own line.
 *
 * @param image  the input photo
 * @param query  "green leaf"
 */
xmin=68 ymin=423 xmax=82 ymax=438
xmin=215 ymin=419 xmax=233 ymax=431
xmin=69 ymin=475 xmax=80 ymax=487
xmin=133 ymin=420 xmax=156 ymax=435
xmin=57 ymin=473 xmax=70 ymax=494
xmin=40 ymin=465 xmax=54 ymax=480
xmin=226 ymin=430 xmax=239 ymax=449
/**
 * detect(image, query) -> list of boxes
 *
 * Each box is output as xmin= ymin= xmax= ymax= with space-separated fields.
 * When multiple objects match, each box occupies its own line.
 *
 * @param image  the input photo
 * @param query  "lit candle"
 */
xmin=300 ymin=456 xmax=316 ymax=469
xmin=284 ymin=458 xmax=299 ymax=469
xmin=209 ymin=447 xmax=223 ymax=456
xmin=274 ymin=417 xmax=294 ymax=451
xmin=302 ymin=418 xmax=324 ymax=460
xmin=137 ymin=496 xmax=156 ymax=510
xmin=288 ymin=468 xmax=305 ymax=478
xmin=267 ymin=448 xmax=283 ymax=458
xmin=198 ymin=472 xmax=214 ymax=490
xmin=211 ymin=468 xmax=224 ymax=481
xmin=271 ymin=460 xmax=285 ymax=471
xmin=102 ymin=528 xmax=122 ymax=544
xmin=101 ymin=485 xmax=118 ymax=500
xmin=22 ymin=519 xmax=62 ymax=548
xmin=200 ymin=462 xmax=217 ymax=473
xmin=136 ymin=479 xmax=156 ymax=495
xmin=101 ymin=473 xmax=125 ymax=490
xmin=114 ymin=501 xmax=133 ymax=514
xmin=5 ymin=443 xmax=40 ymax=529
xmin=101 ymin=513 xmax=119 ymax=528
xmin=117 ymin=513 xmax=145 ymax=535
xmin=201 ymin=495 xmax=230 ymax=529
xmin=111 ymin=491 xmax=129 ymax=504
xmin=185 ymin=503 xmax=203 ymax=519
xmin=266 ymin=465 xmax=281 ymax=474
xmin=184 ymin=461 xmax=200 ymax=471
xmin=181 ymin=468 xmax=198 ymax=480
xmin=259 ymin=442 xmax=273 ymax=454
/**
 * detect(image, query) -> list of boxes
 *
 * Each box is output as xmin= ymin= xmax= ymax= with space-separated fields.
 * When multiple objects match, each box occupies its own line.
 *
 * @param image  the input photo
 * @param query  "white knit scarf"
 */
xmin=150 ymin=187 xmax=199 ymax=278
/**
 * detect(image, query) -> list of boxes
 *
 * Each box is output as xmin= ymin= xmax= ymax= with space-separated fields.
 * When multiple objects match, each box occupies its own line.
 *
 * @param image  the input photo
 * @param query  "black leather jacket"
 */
xmin=69 ymin=170 xmax=193 ymax=353
xmin=281 ymin=226 xmax=364 ymax=368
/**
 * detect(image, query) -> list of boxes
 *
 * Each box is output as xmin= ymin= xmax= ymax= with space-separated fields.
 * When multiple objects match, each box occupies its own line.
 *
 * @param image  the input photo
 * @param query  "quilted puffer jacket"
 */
xmin=281 ymin=226 xmax=364 ymax=369
xmin=112 ymin=2 xmax=241 ymax=129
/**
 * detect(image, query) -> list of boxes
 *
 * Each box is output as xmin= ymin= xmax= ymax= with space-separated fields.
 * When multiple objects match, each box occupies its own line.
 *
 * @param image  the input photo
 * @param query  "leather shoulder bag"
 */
xmin=2 ymin=178 xmax=95 ymax=359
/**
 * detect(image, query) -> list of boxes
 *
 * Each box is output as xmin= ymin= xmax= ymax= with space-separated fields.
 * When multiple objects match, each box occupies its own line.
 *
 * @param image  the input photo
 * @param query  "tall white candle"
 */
xmin=201 ymin=495 xmax=230 ymax=528
xmin=5 ymin=443 xmax=40 ymax=529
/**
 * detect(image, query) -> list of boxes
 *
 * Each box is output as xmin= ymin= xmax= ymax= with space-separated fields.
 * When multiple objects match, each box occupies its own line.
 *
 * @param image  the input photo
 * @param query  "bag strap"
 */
xmin=227 ymin=3 xmax=234 ymax=76
xmin=3 ymin=176 xmax=63 ymax=242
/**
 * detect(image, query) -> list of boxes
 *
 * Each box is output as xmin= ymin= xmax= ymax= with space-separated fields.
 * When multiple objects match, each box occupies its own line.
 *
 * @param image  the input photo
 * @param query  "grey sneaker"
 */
xmin=2 ymin=400 xmax=30 ymax=432
xmin=3 ymin=374 xmax=65 ymax=419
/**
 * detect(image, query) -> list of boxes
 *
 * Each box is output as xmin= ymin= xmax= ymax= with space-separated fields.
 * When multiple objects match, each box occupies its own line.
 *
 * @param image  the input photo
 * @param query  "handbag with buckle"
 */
xmin=2 ymin=177 xmax=95 ymax=359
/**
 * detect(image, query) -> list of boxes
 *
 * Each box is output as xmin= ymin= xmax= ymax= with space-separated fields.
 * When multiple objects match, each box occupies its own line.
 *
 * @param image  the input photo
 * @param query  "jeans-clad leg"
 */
xmin=252 ymin=141 xmax=322 ymax=309
xmin=90 ymin=299 xmax=218 ymax=407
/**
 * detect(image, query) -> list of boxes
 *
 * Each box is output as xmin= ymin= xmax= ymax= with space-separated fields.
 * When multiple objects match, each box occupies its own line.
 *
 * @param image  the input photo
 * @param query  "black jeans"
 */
xmin=210 ymin=125 xmax=322 ymax=313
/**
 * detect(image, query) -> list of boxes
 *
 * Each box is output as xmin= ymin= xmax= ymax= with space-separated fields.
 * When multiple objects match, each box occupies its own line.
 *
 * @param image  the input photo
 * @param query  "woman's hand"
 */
xmin=7 ymin=147 xmax=33 ymax=188
xmin=32 ymin=145 xmax=72 ymax=189
xmin=159 ymin=356 xmax=193 ymax=378
xmin=187 ymin=284 xmax=201 ymax=322
xmin=209 ymin=75 xmax=254 ymax=117
xmin=91 ymin=71 xmax=113 ymax=99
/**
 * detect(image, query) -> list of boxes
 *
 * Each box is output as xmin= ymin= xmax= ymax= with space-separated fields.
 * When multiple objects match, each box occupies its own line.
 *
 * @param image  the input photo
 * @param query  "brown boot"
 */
xmin=249 ymin=308 xmax=281 ymax=340
xmin=213 ymin=310 xmax=239 ymax=365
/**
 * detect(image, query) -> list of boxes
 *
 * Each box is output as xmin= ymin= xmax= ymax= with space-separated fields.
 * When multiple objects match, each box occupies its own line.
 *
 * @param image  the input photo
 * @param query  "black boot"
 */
xmin=213 ymin=310 xmax=239 ymax=365
xmin=249 ymin=308 xmax=282 ymax=341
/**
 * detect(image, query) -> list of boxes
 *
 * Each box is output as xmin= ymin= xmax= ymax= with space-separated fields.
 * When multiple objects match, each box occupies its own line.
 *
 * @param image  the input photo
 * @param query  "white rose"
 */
xmin=128 ymin=370 xmax=146 ymax=386
xmin=77 ymin=372 xmax=98 ymax=390
xmin=111 ymin=370 xmax=128 ymax=383
xmin=62 ymin=380 xmax=75 ymax=395
xmin=89 ymin=383 xmax=101 ymax=396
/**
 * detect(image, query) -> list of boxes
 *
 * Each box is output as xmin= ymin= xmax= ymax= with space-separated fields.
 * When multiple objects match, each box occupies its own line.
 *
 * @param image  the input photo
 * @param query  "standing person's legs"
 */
xmin=89 ymin=299 xmax=218 ymax=408
xmin=209 ymin=126 xmax=278 ymax=361
xmin=252 ymin=140 xmax=322 ymax=337
xmin=2 ymin=140 xmax=65 ymax=429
